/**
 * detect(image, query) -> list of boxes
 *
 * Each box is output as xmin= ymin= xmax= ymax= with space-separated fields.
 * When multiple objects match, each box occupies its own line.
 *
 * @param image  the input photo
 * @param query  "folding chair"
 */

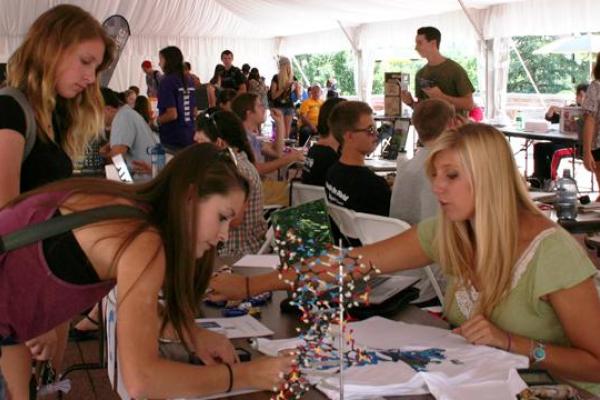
xmin=289 ymin=181 xmax=326 ymax=207
xmin=326 ymin=203 xmax=444 ymax=306
xmin=326 ymin=203 xmax=361 ymax=242
xmin=352 ymin=211 xmax=445 ymax=306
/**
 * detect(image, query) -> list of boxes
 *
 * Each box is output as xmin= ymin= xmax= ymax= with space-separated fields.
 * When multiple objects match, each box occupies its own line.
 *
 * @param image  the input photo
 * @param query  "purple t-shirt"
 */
xmin=158 ymin=74 xmax=196 ymax=149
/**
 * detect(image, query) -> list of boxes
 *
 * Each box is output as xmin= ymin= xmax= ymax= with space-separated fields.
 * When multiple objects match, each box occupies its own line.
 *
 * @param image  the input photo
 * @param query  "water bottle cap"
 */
xmin=562 ymin=169 xmax=571 ymax=178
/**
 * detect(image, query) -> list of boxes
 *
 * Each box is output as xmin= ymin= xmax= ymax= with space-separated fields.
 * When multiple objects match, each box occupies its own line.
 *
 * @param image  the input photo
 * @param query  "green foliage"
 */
xmin=295 ymin=50 xmax=356 ymax=95
xmin=508 ymin=35 xmax=592 ymax=93
xmin=294 ymin=35 xmax=597 ymax=97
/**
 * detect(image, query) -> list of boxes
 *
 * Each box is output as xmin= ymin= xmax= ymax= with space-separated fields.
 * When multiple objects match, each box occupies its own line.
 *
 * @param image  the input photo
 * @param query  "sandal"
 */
xmin=68 ymin=314 xmax=99 ymax=342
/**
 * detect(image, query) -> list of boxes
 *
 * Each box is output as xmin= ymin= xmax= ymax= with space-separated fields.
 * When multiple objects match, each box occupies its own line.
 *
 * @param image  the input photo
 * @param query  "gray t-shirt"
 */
xmin=390 ymin=147 xmax=438 ymax=225
xmin=110 ymin=105 xmax=157 ymax=165
xmin=390 ymin=147 xmax=446 ymax=303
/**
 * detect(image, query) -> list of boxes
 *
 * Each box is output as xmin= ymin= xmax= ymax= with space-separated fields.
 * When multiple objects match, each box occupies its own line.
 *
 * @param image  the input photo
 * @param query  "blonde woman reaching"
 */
xmin=211 ymin=124 xmax=600 ymax=394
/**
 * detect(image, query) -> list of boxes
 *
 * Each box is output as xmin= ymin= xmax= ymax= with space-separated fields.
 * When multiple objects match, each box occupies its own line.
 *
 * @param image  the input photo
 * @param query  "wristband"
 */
xmin=224 ymin=363 xmax=233 ymax=392
xmin=245 ymin=276 xmax=251 ymax=299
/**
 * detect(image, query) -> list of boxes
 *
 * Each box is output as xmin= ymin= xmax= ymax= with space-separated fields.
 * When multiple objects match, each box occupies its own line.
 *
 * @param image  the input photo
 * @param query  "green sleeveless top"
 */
xmin=417 ymin=217 xmax=599 ymax=395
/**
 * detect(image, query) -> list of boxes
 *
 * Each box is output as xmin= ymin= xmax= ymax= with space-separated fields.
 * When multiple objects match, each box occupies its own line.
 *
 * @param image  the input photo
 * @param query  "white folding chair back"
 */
xmin=257 ymin=226 xmax=275 ymax=254
xmin=352 ymin=212 xmax=445 ymax=306
xmin=353 ymin=212 xmax=411 ymax=244
xmin=106 ymin=288 xmax=132 ymax=399
xmin=326 ymin=203 xmax=361 ymax=241
xmin=290 ymin=182 xmax=326 ymax=206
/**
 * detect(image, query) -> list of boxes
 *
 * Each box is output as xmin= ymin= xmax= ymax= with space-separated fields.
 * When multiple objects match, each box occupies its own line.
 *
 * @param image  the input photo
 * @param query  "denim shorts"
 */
xmin=272 ymin=106 xmax=295 ymax=117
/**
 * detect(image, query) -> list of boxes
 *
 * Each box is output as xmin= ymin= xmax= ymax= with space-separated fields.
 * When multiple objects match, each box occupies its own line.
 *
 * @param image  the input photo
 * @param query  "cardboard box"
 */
xmin=384 ymin=72 xmax=409 ymax=117
xmin=560 ymin=106 xmax=584 ymax=134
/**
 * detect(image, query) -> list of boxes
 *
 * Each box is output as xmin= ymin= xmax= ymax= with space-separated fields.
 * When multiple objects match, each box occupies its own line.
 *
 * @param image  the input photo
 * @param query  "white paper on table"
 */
xmin=255 ymin=337 xmax=305 ymax=356
xmin=233 ymin=254 xmax=280 ymax=269
xmin=348 ymin=316 xmax=466 ymax=349
xmin=195 ymin=314 xmax=273 ymax=339
xmin=177 ymin=388 xmax=258 ymax=400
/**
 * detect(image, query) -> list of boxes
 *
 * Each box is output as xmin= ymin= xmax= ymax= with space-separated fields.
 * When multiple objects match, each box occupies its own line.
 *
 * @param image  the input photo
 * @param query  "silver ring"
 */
xmin=278 ymin=371 xmax=285 ymax=379
xmin=272 ymin=386 xmax=279 ymax=392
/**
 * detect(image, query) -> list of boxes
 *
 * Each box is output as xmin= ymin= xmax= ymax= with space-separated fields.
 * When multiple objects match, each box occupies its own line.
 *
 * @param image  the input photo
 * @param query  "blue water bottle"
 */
xmin=554 ymin=169 xmax=578 ymax=220
xmin=148 ymin=143 xmax=166 ymax=178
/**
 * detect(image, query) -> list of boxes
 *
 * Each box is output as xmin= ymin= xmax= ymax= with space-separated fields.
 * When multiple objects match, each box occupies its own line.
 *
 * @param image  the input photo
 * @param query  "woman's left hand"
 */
xmin=453 ymin=314 xmax=509 ymax=350
xmin=192 ymin=327 xmax=239 ymax=365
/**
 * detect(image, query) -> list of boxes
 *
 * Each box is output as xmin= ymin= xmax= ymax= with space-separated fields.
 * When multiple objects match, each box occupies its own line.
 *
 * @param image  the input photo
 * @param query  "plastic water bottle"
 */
xmin=515 ymin=111 xmax=524 ymax=130
xmin=554 ymin=169 xmax=578 ymax=220
xmin=148 ymin=143 xmax=166 ymax=178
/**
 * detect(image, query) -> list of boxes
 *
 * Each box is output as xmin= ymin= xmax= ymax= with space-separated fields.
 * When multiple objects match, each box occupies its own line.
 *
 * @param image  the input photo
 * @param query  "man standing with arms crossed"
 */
xmin=401 ymin=27 xmax=475 ymax=115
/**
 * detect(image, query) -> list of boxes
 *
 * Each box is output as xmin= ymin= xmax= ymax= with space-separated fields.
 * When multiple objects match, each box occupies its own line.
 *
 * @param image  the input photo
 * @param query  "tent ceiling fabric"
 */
xmin=1 ymin=0 xmax=600 ymax=93
xmin=2 ymin=0 xmax=524 ymax=39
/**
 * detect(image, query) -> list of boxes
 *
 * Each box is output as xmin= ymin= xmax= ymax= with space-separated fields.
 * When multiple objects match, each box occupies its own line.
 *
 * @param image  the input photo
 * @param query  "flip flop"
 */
xmin=68 ymin=315 xmax=99 ymax=342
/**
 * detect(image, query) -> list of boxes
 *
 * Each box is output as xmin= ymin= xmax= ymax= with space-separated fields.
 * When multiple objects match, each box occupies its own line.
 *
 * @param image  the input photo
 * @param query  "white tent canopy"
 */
xmin=1 ymin=0 xmax=600 ymax=114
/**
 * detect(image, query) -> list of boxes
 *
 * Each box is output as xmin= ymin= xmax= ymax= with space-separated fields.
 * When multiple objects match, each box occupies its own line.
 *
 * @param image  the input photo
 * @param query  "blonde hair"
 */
xmin=425 ymin=124 xmax=544 ymax=316
xmin=277 ymin=56 xmax=293 ymax=92
xmin=7 ymin=4 xmax=115 ymax=158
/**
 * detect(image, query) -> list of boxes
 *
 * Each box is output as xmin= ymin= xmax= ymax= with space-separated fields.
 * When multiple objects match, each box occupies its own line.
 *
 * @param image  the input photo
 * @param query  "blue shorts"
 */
xmin=272 ymin=106 xmax=295 ymax=117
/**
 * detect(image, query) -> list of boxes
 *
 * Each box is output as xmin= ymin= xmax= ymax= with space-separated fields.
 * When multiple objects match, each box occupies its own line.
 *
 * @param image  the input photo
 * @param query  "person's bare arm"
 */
xmin=582 ymin=113 xmax=597 ymax=171
xmin=422 ymin=87 xmax=474 ymax=112
xmin=207 ymin=86 xmax=216 ymax=108
xmin=210 ymin=226 xmax=432 ymax=300
xmin=115 ymin=231 xmax=292 ymax=398
xmin=456 ymin=278 xmax=600 ymax=383
xmin=108 ymin=144 xmax=129 ymax=158
xmin=0 ymin=130 xmax=25 ymax=207
xmin=254 ymin=151 xmax=304 ymax=175
xmin=158 ymin=108 xmax=177 ymax=125
xmin=262 ymin=108 xmax=285 ymax=158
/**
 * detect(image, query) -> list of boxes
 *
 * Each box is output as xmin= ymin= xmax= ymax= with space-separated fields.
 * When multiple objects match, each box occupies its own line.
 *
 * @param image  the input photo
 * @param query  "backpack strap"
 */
xmin=0 ymin=205 xmax=147 ymax=253
xmin=0 ymin=87 xmax=37 ymax=161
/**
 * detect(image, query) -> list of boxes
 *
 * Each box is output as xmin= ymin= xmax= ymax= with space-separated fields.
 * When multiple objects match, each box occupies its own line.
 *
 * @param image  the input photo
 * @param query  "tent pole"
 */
xmin=291 ymin=56 xmax=311 ymax=87
xmin=337 ymin=20 xmax=366 ymax=100
xmin=509 ymin=39 xmax=546 ymax=108
xmin=456 ymin=0 xmax=490 ymax=116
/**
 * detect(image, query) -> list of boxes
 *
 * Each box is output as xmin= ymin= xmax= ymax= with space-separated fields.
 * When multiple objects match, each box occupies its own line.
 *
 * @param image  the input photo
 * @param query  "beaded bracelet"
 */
xmin=245 ymin=276 xmax=250 ymax=299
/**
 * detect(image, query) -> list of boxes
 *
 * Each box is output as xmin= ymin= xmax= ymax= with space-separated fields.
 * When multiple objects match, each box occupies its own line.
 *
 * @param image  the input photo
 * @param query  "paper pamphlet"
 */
xmin=195 ymin=314 xmax=273 ymax=339
xmin=233 ymin=254 xmax=280 ymax=269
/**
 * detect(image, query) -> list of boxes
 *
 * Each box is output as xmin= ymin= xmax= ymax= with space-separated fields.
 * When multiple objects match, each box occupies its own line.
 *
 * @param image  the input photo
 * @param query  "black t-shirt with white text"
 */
xmin=302 ymin=144 xmax=339 ymax=186
xmin=325 ymin=161 xmax=391 ymax=216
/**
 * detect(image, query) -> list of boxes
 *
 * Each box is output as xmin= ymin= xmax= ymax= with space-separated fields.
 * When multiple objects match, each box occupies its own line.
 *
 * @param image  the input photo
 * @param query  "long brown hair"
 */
xmin=7 ymin=4 xmax=115 ymax=158
xmin=11 ymin=144 xmax=249 ymax=349
xmin=196 ymin=111 xmax=256 ymax=164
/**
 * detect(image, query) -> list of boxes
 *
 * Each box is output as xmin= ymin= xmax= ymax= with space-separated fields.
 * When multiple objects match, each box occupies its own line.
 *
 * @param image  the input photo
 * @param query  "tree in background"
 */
xmin=296 ymin=51 xmax=356 ymax=95
xmin=293 ymin=35 xmax=594 ymax=99
xmin=509 ymin=35 xmax=592 ymax=94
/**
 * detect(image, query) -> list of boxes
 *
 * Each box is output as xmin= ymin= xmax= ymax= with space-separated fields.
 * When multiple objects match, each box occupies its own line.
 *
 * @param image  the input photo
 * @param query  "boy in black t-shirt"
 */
xmin=325 ymin=101 xmax=391 ymax=216
xmin=219 ymin=50 xmax=247 ymax=93
xmin=301 ymin=97 xmax=346 ymax=186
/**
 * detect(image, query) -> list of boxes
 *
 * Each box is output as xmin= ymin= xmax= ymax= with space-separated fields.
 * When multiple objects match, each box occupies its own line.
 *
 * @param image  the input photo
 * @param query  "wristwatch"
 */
xmin=531 ymin=341 xmax=546 ymax=364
